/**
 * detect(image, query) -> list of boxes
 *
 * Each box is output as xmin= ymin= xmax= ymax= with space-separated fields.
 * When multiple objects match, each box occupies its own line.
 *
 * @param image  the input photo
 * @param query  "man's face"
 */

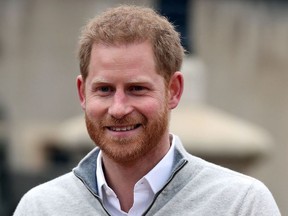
xmin=77 ymin=42 xmax=180 ymax=163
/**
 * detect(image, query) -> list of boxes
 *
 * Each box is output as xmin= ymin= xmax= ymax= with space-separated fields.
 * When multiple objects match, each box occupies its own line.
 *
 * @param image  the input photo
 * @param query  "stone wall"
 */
xmin=193 ymin=0 xmax=288 ymax=213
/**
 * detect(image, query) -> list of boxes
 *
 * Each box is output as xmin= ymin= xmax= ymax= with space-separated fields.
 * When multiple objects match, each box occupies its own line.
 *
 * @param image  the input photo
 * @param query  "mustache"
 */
xmin=100 ymin=114 xmax=147 ymax=126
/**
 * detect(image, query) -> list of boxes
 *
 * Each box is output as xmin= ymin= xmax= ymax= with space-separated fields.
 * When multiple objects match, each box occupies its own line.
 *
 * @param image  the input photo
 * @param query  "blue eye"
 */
xmin=100 ymin=86 xmax=111 ymax=92
xmin=128 ymin=85 xmax=148 ymax=96
xmin=93 ymin=86 xmax=114 ymax=97
xmin=131 ymin=86 xmax=144 ymax=91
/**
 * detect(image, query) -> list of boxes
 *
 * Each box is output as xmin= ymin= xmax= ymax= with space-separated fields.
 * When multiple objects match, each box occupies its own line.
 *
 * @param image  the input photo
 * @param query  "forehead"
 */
xmin=88 ymin=41 xmax=156 ymax=74
xmin=92 ymin=41 xmax=153 ymax=59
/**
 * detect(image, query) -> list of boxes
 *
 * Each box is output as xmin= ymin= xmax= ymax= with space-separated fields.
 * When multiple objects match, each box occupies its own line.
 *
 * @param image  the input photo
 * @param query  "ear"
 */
xmin=167 ymin=71 xmax=184 ymax=110
xmin=76 ymin=75 xmax=86 ymax=110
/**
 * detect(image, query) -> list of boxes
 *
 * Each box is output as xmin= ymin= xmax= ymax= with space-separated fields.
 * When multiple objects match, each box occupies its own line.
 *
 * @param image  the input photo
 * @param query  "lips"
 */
xmin=107 ymin=124 xmax=141 ymax=132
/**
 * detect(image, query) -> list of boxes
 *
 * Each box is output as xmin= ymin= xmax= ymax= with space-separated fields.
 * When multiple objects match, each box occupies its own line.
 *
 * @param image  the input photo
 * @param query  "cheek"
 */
xmin=136 ymin=99 xmax=165 ymax=118
xmin=85 ymin=99 xmax=107 ymax=118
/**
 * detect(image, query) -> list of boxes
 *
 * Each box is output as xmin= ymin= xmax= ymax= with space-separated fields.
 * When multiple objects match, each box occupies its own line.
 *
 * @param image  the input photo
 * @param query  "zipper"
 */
xmin=73 ymin=171 xmax=111 ymax=216
xmin=142 ymin=159 xmax=188 ymax=215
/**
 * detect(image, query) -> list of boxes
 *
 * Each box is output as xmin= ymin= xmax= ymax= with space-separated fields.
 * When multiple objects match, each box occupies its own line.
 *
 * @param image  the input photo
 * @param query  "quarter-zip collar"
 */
xmin=72 ymin=134 xmax=188 ymax=214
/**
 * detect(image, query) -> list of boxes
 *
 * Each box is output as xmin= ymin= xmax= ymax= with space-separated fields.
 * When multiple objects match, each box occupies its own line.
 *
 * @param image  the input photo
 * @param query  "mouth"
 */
xmin=107 ymin=124 xmax=141 ymax=132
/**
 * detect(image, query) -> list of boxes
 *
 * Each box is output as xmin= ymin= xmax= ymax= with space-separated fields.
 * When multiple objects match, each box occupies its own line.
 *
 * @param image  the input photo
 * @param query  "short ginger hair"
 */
xmin=78 ymin=5 xmax=185 ymax=83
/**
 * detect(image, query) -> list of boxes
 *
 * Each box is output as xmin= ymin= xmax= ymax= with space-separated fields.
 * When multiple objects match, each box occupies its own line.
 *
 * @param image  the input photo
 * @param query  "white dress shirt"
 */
xmin=96 ymin=135 xmax=176 ymax=216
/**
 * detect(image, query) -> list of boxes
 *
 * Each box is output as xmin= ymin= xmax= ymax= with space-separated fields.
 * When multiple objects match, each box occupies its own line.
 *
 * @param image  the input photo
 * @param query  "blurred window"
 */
xmin=157 ymin=0 xmax=194 ymax=54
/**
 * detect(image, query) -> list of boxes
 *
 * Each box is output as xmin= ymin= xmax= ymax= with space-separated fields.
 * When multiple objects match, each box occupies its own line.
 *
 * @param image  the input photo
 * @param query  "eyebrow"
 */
xmin=90 ymin=76 xmax=154 ymax=85
xmin=90 ymin=77 xmax=109 ymax=84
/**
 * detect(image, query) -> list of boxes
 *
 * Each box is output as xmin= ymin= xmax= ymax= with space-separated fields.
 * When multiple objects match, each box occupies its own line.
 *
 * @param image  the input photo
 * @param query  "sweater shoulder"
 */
xmin=185 ymin=153 xmax=257 ymax=184
xmin=24 ymin=172 xmax=76 ymax=197
xmin=156 ymin=152 xmax=281 ymax=215
xmin=13 ymin=172 xmax=91 ymax=215
xmin=185 ymin=155 xmax=279 ymax=209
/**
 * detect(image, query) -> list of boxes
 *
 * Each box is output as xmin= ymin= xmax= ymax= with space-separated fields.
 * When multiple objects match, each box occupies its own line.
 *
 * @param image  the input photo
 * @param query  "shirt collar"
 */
xmin=96 ymin=150 xmax=106 ymax=199
xmin=144 ymin=134 xmax=175 ymax=194
xmin=96 ymin=134 xmax=176 ymax=197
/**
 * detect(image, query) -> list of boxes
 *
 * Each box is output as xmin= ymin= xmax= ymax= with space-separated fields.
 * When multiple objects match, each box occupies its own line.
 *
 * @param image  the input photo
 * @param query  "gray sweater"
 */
xmin=14 ymin=136 xmax=281 ymax=215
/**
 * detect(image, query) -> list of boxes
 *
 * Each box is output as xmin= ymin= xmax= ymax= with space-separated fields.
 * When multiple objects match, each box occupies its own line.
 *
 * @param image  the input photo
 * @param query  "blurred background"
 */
xmin=0 ymin=0 xmax=287 ymax=215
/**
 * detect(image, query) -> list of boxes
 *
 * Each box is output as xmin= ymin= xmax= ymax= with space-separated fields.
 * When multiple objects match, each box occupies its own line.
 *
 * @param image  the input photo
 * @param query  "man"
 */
xmin=14 ymin=5 xmax=280 ymax=216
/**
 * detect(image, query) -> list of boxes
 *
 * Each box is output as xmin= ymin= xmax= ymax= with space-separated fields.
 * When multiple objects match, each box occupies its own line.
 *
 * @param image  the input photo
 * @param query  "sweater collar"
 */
xmin=73 ymin=134 xmax=188 ymax=197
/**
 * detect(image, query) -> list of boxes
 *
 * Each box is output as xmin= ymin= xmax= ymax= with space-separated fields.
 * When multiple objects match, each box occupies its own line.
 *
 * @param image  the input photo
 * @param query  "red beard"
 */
xmin=85 ymin=106 xmax=169 ymax=163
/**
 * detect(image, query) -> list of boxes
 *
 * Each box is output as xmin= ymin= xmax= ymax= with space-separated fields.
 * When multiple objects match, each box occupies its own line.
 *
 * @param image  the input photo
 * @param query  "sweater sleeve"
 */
xmin=238 ymin=180 xmax=281 ymax=216
xmin=12 ymin=173 xmax=109 ymax=216
xmin=13 ymin=191 xmax=39 ymax=216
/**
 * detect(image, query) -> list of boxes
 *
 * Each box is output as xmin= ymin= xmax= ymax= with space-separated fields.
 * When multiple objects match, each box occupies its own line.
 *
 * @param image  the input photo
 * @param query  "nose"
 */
xmin=108 ymin=90 xmax=133 ymax=119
